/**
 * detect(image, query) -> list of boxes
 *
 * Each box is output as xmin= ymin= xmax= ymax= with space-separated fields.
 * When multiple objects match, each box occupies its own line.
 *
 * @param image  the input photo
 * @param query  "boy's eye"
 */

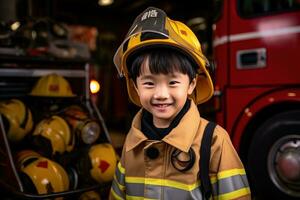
xmin=143 ymin=82 xmax=154 ymax=86
xmin=169 ymin=81 xmax=179 ymax=85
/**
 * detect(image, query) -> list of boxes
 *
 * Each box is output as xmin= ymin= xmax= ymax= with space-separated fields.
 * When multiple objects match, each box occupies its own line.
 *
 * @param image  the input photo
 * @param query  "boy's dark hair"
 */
xmin=128 ymin=48 xmax=197 ymax=83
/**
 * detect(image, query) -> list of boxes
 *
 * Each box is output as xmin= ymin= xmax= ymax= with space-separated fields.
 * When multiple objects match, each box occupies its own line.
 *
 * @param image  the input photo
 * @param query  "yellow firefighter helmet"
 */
xmin=29 ymin=73 xmax=75 ymax=97
xmin=33 ymin=115 xmax=74 ymax=155
xmin=16 ymin=150 xmax=41 ymax=169
xmin=0 ymin=99 xmax=33 ymax=142
xmin=16 ymin=150 xmax=69 ymax=196
xmin=88 ymin=143 xmax=117 ymax=183
xmin=113 ymin=7 xmax=213 ymax=105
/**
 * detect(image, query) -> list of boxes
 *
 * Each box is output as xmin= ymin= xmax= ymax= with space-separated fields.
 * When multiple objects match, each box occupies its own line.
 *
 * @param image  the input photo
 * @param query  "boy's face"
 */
xmin=134 ymin=59 xmax=196 ymax=128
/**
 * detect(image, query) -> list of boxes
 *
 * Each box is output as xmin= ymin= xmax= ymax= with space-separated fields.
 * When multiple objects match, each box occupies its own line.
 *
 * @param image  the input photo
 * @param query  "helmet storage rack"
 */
xmin=0 ymin=54 xmax=112 ymax=199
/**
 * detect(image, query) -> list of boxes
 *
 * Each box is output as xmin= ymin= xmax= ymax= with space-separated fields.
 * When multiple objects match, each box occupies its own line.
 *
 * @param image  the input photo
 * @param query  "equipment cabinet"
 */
xmin=0 ymin=55 xmax=113 ymax=199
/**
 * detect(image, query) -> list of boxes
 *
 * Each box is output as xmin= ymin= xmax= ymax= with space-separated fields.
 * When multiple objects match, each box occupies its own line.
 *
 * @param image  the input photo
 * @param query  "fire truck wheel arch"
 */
xmin=231 ymin=88 xmax=300 ymax=150
xmin=247 ymin=110 xmax=300 ymax=199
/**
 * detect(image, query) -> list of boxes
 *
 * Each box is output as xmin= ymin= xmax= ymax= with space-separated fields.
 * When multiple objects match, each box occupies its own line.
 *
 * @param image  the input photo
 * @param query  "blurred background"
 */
xmin=0 ymin=0 xmax=217 ymax=146
xmin=0 ymin=0 xmax=300 ymax=199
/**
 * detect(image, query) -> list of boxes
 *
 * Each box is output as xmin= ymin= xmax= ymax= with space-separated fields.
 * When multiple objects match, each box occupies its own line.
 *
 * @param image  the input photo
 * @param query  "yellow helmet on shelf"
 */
xmin=16 ymin=150 xmax=41 ymax=169
xmin=88 ymin=143 xmax=117 ymax=183
xmin=0 ymin=99 xmax=33 ymax=142
xmin=33 ymin=115 xmax=74 ymax=155
xmin=16 ymin=150 xmax=70 ymax=196
xmin=29 ymin=73 xmax=75 ymax=97
xmin=113 ymin=7 xmax=213 ymax=105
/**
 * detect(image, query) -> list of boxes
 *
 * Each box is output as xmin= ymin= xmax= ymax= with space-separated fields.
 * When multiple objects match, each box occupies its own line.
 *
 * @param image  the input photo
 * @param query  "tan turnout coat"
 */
xmin=110 ymin=101 xmax=251 ymax=200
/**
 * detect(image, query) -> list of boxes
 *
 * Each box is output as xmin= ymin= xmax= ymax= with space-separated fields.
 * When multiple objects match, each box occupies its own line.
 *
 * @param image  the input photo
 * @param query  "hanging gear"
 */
xmin=48 ymin=39 xmax=91 ymax=59
xmin=32 ymin=115 xmax=75 ymax=155
xmin=16 ymin=150 xmax=70 ymax=197
xmin=113 ymin=7 xmax=213 ymax=106
xmin=0 ymin=99 xmax=33 ymax=142
xmin=62 ymin=105 xmax=100 ymax=145
xmin=29 ymin=18 xmax=90 ymax=59
xmin=24 ymin=18 xmax=69 ymax=57
xmin=29 ymin=73 xmax=75 ymax=97
xmin=78 ymin=143 xmax=117 ymax=183
xmin=31 ymin=19 xmax=50 ymax=49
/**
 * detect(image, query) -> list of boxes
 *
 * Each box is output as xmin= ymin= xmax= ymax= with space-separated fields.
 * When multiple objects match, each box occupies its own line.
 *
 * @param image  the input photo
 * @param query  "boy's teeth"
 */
xmin=158 ymin=104 xmax=167 ymax=107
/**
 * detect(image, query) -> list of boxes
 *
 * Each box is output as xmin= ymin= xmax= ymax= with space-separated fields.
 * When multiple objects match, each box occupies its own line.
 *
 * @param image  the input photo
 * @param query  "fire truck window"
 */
xmin=239 ymin=0 xmax=300 ymax=17
xmin=240 ymin=52 xmax=258 ymax=66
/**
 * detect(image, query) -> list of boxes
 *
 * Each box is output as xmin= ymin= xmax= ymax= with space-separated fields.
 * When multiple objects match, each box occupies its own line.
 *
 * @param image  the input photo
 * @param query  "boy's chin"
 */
xmin=153 ymin=115 xmax=174 ymax=127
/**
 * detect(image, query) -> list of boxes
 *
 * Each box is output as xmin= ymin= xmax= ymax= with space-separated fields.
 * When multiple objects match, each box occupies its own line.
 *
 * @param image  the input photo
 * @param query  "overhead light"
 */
xmin=90 ymin=79 xmax=100 ymax=94
xmin=11 ymin=21 xmax=20 ymax=31
xmin=98 ymin=0 xmax=113 ymax=6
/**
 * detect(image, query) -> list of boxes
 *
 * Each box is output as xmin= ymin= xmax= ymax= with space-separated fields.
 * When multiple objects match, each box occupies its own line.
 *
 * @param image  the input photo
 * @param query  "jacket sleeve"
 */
xmin=210 ymin=126 xmax=251 ymax=200
xmin=109 ymin=146 xmax=126 ymax=200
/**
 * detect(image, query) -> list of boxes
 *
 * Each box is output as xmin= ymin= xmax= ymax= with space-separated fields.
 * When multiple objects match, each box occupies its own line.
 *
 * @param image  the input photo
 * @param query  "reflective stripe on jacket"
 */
xmin=110 ymin=101 xmax=251 ymax=200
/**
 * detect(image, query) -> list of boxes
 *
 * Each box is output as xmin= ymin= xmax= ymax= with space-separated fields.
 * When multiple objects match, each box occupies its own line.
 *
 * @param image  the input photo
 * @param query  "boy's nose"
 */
xmin=153 ymin=85 xmax=170 ymax=99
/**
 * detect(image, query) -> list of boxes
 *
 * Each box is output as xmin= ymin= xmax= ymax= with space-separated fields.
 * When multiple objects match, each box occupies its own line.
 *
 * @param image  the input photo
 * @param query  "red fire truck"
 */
xmin=212 ymin=0 xmax=300 ymax=199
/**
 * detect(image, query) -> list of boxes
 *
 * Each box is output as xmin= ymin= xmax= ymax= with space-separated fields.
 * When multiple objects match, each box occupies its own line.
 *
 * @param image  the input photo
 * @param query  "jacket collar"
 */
xmin=125 ymin=100 xmax=201 ymax=153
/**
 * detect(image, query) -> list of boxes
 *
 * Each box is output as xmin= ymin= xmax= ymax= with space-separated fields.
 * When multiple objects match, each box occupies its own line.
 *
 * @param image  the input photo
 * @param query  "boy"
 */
xmin=110 ymin=7 xmax=251 ymax=200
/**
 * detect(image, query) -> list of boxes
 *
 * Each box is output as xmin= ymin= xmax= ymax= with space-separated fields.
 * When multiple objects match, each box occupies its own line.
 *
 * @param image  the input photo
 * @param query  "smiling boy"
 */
xmin=134 ymin=51 xmax=196 ymax=129
xmin=110 ymin=7 xmax=251 ymax=200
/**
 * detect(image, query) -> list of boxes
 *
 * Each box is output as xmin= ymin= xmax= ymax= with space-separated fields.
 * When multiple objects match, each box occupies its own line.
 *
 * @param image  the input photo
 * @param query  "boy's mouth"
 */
xmin=152 ymin=103 xmax=172 ymax=108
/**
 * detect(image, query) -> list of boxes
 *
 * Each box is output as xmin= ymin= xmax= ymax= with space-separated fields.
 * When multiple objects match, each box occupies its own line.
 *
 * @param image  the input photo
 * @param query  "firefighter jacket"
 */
xmin=110 ymin=101 xmax=251 ymax=200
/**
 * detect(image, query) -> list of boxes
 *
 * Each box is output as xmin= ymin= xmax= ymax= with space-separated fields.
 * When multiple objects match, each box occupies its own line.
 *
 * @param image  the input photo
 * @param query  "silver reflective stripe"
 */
xmin=115 ymin=164 xmax=125 ymax=186
xmin=111 ymin=162 xmax=126 ymax=199
xmin=126 ymin=182 xmax=146 ymax=197
xmin=126 ymin=182 xmax=204 ymax=199
xmin=112 ymin=180 xmax=125 ymax=199
xmin=145 ymin=184 xmax=161 ymax=199
xmin=212 ymin=174 xmax=249 ymax=195
xmin=164 ymin=186 xmax=204 ymax=200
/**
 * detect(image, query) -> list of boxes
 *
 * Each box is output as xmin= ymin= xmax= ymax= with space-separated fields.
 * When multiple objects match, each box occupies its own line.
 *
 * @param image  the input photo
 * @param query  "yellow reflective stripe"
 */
xmin=118 ymin=162 xmax=125 ymax=174
xmin=111 ymin=188 xmax=124 ymax=200
xmin=210 ymin=168 xmax=246 ymax=184
xmin=126 ymin=195 xmax=158 ymax=200
xmin=218 ymin=169 xmax=246 ymax=179
xmin=217 ymin=187 xmax=251 ymax=200
xmin=125 ymin=177 xmax=201 ymax=191
xmin=125 ymin=177 xmax=144 ymax=183
xmin=210 ymin=176 xmax=217 ymax=184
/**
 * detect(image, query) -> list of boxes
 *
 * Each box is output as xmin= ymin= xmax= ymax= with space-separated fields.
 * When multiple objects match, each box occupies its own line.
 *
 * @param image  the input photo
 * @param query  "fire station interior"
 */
xmin=0 ymin=5 xmax=215 ymax=129
xmin=0 ymin=0 xmax=215 ymax=199
xmin=1 ymin=0 xmax=299 ymax=200
xmin=1 ymin=0 xmax=216 ymax=144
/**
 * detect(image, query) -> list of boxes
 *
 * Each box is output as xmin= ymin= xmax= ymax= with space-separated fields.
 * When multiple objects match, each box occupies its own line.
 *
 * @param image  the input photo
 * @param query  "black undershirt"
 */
xmin=141 ymin=99 xmax=191 ymax=140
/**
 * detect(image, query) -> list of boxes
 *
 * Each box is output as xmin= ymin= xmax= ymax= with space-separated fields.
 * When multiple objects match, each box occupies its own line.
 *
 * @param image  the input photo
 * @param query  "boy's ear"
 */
xmin=188 ymin=77 xmax=197 ymax=95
